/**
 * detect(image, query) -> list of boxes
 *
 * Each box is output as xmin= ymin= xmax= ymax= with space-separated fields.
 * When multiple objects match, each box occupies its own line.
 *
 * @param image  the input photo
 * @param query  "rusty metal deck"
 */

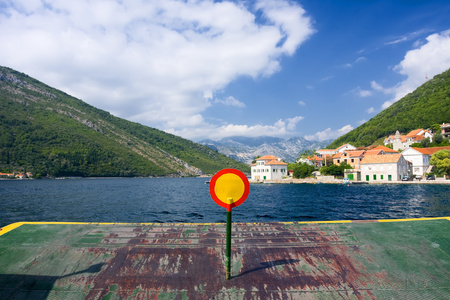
xmin=1 ymin=218 xmax=450 ymax=299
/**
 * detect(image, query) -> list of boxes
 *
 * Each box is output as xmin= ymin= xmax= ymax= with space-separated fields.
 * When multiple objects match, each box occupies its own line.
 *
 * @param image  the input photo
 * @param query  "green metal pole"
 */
xmin=226 ymin=209 xmax=232 ymax=280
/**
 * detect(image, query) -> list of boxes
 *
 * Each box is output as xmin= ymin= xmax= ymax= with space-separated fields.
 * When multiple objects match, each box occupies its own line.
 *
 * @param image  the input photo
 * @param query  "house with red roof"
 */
xmin=402 ymin=146 xmax=450 ymax=177
xmin=297 ymin=155 xmax=323 ymax=168
xmin=361 ymin=154 xmax=412 ymax=182
xmin=317 ymin=143 xmax=356 ymax=157
xmin=307 ymin=155 xmax=323 ymax=168
xmin=332 ymin=150 xmax=366 ymax=169
xmin=384 ymin=129 xmax=433 ymax=151
xmin=373 ymin=145 xmax=398 ymax=154
xmin=251 ymin=155 xmax=288 ymax=181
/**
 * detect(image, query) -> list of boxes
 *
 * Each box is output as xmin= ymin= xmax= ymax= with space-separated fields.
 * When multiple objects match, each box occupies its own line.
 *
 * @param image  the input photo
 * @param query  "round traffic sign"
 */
xmin=209 ymin=169 xmax=250 ymax=211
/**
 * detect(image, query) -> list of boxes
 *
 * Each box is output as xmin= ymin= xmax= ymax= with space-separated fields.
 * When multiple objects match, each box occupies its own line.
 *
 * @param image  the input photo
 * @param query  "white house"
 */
xmin=385 ymin=129 xmax=433 ymax=150
xmin=317 ymin=143 xmax=356 ymax=157
xmin=316 ymin=144 xmax=356 ymax=165
xmin=251 ymin=155 xmax=288 ymax=181
xmin=402 ymin=146 xmax=450 ymax=176
xmin=297 ymin=155 xmax=323 ymax=168
xmin=360 ymin=154 xmax=412 ymax=182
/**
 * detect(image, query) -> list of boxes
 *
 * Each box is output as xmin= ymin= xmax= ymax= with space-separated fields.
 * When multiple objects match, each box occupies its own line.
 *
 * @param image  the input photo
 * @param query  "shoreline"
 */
xmin=251 ymin=178 xmax=450 ymax=185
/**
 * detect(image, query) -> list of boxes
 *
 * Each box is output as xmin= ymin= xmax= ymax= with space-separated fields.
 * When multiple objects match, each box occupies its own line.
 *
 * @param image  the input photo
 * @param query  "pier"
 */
xmin=1 ymin=217 xmax=450 ymax=299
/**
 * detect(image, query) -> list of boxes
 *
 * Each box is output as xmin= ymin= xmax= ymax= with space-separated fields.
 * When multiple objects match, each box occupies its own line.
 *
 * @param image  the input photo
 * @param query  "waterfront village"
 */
xmin=251 ymin=123 xmax=450 ymax=183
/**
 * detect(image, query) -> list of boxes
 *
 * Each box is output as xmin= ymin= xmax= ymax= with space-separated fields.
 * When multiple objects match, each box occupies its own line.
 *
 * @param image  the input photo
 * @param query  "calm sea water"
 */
xmin=1 ymin=178 xmax=449 ymax=228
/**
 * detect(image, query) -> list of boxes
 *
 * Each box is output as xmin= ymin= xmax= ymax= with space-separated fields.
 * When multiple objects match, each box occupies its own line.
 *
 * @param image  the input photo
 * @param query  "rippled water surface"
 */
xmin=1 ymin=178 xmax=449 ymax=228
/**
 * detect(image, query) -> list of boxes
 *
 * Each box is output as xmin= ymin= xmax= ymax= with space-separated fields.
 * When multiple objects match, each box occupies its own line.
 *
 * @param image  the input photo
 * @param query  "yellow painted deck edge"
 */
xmin=0 ymin=222 xmax=25 ymax=236
xmin=377 ymin=217 xmax=450 ymax=222
xmin=1 ymin=217 xmax=449 ymax=236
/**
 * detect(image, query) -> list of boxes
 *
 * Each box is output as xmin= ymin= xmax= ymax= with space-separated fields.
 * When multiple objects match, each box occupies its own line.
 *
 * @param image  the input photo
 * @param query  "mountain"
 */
xmin=200 ymin=136 xmax=331 ymax=164
xmin=327 ymin=68 xmax=450 ymax=149
xmin=0 ymin=66 xmax=249 ymax=177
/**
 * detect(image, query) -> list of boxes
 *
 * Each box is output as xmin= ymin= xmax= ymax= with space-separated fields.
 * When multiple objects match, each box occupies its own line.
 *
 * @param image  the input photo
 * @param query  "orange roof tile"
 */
xmin=333 ymin=150 xmax=364 ymax=159
xmin=363 ymin=149 xmax=383 ymax=156
xmin=346 ymin=150 xmax=365 ymax=157
xmin=265 ymin=159 xmax=288 ymax=166
xmin=411 ymin=146 xmax=450 ymax=155
xmin=257 ymin=155 xmax=279 ymax=161
xmin=406 ymin=129 xmax=423 ymax=137
xmin=307 ymin=155 xmax=322 ymax=161
xmin=361 ymin=154 xmax=403 ymax=164
xmin=374 ymin=145 xmax=398 ymax=153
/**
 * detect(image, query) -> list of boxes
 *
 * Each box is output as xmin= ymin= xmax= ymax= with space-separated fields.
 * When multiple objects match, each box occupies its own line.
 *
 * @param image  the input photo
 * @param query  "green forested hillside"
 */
xmin=327 ymin=68 xmax=450 ymax=148
xmin=0 ymin=66 xmax=249 ymax=177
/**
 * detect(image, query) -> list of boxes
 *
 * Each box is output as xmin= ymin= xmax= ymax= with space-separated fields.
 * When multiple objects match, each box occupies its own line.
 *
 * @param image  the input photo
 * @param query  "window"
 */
xmin=366 ymin=175 xmax=369 ymax=181
xmin=381 ymin=175 xmax=384 ymax=180
xmin=373 ymin=174 xmax=377 ymax=180
xmin=351 ymin=159 xmax=354 ymax=163
xmin=388 ymin=175 xmax=392 ymax=181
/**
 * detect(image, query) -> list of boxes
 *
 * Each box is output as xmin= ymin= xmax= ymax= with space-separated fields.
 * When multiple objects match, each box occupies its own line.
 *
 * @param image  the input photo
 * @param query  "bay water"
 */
xmin=1 ymin=177 xmax=449 ymax=228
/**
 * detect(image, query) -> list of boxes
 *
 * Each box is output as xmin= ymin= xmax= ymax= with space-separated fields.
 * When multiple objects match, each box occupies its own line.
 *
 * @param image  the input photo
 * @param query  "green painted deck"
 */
xmin=1 ymin=218 xmax=450 ymax=299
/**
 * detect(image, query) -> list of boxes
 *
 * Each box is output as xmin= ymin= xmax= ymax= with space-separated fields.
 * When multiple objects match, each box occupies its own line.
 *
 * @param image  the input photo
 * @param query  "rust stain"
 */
xmin=78 ymin=224 xmax=388 ymax=299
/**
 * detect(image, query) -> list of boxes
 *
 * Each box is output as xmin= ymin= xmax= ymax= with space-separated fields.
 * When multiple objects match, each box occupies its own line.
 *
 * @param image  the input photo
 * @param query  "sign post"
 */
xmin=209 ymin=169 xmax=250 ymax=280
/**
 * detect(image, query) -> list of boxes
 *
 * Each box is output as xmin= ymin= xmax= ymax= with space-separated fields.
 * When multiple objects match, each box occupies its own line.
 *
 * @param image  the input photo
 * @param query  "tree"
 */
xmin=433 ymin=133 xmax=444 ymax=145
xmin=252 ymin=156 xmax=261 ymax=165
xmin=421 ymin=137 xmax=431 ymax=148
xmin=320 ymin=162 xmax=352 ymax=177
xmin=430 ymin=123 xmax=442 ymax=134
xmin=292 ymin=163 xmax=315 ymax=178
xmin=297 ymin=150 xmax=317 ymax=160
xmin=430 ymin=150 xmax=450 ymax=176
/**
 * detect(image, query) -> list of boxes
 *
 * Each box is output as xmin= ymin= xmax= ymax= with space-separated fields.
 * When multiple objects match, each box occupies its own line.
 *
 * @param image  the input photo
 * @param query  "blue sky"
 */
xmin=1 ymin=0 xmax=449 ymax=142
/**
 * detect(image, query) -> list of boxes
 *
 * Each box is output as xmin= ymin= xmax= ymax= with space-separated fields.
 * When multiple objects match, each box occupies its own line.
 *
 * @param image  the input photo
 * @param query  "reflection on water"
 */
xmin=0 ymin=178 xmax=449 ymax=227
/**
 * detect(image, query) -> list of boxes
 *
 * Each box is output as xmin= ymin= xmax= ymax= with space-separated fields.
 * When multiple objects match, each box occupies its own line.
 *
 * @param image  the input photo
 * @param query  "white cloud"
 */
xmin=358 ymin=119 xmax=367 ymax=125
xmin=366 ymin=107 xmax=375 ymax=114
xmin=384 ymin=30 xmax=429 ymax=46
xmin=379 ymin=30 xmax=450 ymax=109
xmin=385 ymin=36 xmax=408 ymax=45
xmin=286 ymin=116 xmax=304 ymax=131
xmin=298 ymin=100 xmax=306 ymax=106
xmin=0 ymin=0 xmax=314 ymax=139
xmin=255 ymin=0 xmax=316 ymax=56
xmin=304 ymin=125 xmax=353 ymax=142
xmin=354 ymin=87 xmax=372 ymax=98
xmin=215 ymin=96 xmax=246 ymax=108
xmin=321 ymin=75 xmax=334 ymax=82
xmin=168 ymin=116 xmax=304 ymax=141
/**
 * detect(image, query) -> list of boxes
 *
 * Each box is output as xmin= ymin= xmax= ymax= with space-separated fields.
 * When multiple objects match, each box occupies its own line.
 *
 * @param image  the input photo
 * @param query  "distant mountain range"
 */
xmin=0 ymin=66 xmax=249 ymax=177
xmin=200 ymin=136 xmax=331 ymax=164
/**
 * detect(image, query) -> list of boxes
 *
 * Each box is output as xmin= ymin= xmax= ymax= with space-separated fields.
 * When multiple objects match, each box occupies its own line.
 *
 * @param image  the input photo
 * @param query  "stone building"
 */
xmin=251 ymin=155 xmax=288 ymax=181
xmin=360 ymin=154 xmax=412 ymax=182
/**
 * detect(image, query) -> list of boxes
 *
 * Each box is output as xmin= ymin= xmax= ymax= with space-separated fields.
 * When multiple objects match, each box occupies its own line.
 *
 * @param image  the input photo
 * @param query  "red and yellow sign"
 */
xmin=209 ymin=169 xmax=250 ymax=211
